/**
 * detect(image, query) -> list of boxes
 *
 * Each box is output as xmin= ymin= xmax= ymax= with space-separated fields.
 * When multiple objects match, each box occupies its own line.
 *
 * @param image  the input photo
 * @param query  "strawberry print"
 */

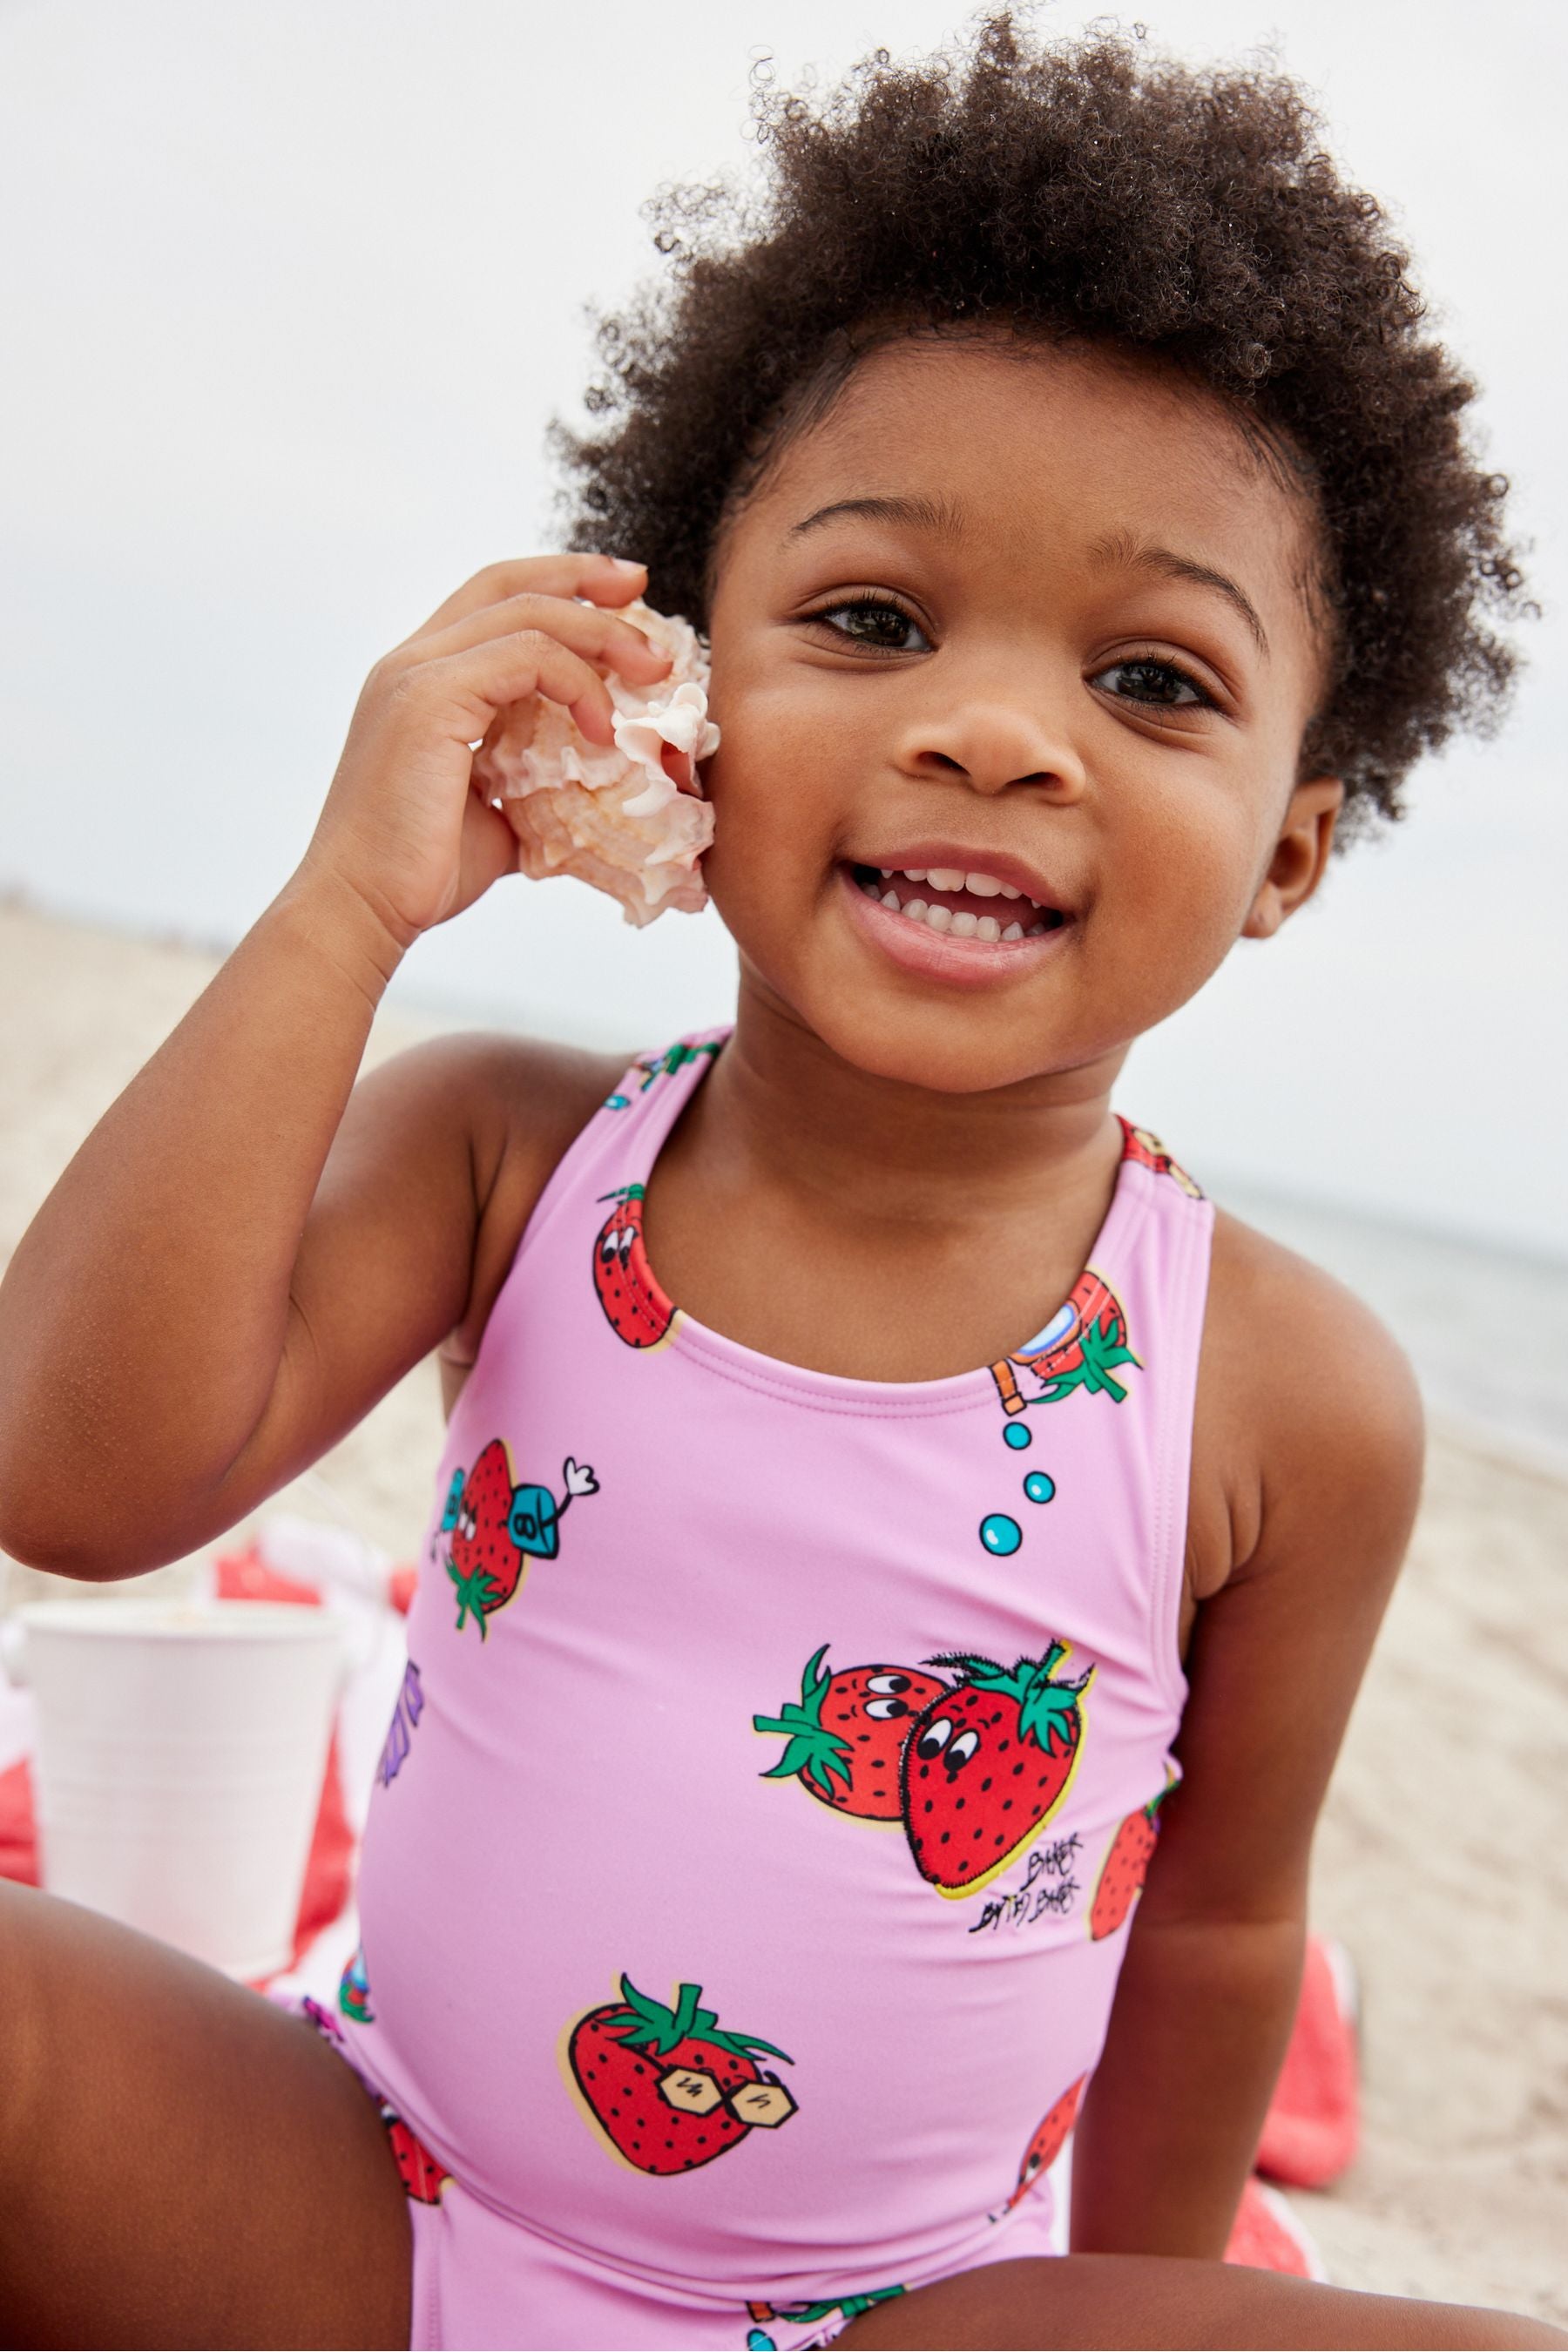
xmin=592 ymin=1185 xmax=677 ymax=1348
xmin=1119 ymin=1116 xmax=1204 ymax=1198
xmin=380 ymin=2102 xmax=450 ymax=2203
xmin=569 ymin=1976 xmax=797 ymax=2174
xmin=444 ymin=1438 xmax=598 ymax=1638
xmin=753 ymin=1646 xmax=947 ymax=1820
xmin=989 ymin=1272 xmax=1139 ymax=1418
xmin=338 ymin=1944 xmax=373 ymax=2024
xmin=901 ymin=1644 xmax=1094 ymax=1897
xmin=1090 ymin=1774 xmax=1175 ymax=1940
xmin=998 ymin=2075 xmax=1085 ymax=2215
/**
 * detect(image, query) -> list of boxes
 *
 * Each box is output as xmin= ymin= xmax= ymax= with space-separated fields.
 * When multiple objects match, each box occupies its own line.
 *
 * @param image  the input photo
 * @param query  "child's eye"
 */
xmin=810 ymin=597 xmax=931 ymax=654
xmin=1092 ymin=657 xmax=1213 ymax=709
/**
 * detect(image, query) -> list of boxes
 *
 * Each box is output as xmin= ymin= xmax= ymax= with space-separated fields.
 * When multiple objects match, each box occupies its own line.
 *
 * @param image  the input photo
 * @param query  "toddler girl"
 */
xmin=0 ymin=17 xmax=1554 ymax=2351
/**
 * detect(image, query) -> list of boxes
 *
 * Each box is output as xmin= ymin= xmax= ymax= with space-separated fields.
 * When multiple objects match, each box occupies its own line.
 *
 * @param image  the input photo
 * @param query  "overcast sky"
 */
xmin=2 ymin=0 xmax=1564 ymax=1255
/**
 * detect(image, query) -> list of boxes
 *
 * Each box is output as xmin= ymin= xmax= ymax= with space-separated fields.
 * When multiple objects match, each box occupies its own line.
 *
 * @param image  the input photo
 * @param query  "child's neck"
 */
xmin=641 ymin=985 xmax=1133 ymax=1383
xmin=710 ymin=985 xmax=1127 ymax=1232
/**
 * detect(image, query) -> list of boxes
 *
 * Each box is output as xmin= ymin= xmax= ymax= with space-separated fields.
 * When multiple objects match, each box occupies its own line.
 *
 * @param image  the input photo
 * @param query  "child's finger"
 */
xmin=406 ymin=630 xmax=619 ymax=747
xmin=408 ymin=591 xmax=671 ymax=686
xmin=399 ymin=553 xmax=646 ymax=648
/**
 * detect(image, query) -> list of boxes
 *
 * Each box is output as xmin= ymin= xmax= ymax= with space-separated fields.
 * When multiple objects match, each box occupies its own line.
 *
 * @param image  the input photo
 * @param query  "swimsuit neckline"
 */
xmin=625 ymin=1029 xmax=1151 ymax=1418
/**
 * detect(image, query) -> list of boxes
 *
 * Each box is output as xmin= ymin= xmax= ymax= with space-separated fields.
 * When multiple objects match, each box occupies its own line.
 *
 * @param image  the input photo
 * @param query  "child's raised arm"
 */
xmin=0 ymin=553 xmax=666 ymax=1578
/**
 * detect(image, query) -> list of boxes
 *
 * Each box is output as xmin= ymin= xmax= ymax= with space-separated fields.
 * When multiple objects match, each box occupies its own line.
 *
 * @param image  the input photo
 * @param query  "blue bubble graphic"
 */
xmin=604 ymin=1093 xmax=631 ymax=1111
xmin=1002 ymin=1420 xmax=1032 ymax=1450
xmin=980 ymin=1512 xmax=1023 ymax=1556
xmin=1024 ymin=1471 xmax=1056 ymax=1505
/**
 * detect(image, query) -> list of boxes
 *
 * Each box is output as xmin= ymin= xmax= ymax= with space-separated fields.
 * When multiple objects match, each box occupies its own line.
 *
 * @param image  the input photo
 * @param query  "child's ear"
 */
xmin=1242 ymin=777 xmax=1345 ymax=939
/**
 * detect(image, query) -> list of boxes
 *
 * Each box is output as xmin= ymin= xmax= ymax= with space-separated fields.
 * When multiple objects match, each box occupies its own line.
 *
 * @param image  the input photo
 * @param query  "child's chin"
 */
xmin=804 ymin=988 xmax=1072 ymax=1095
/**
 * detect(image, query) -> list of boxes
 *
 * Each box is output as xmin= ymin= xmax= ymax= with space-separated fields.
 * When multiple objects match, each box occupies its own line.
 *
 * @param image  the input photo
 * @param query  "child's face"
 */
xmin=700 ymin=333 xmax=1341 ymax=1096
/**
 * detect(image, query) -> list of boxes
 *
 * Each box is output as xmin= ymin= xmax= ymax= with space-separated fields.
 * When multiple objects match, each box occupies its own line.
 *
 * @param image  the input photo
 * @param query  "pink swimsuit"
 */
xmin=302 ymin=1030 xmax=1213 ymax=2350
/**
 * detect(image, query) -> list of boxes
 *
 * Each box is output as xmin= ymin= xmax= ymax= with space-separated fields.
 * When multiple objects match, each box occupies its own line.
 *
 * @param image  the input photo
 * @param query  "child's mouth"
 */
xmin=837 ymin=859 xmax=1074 ymax=989
xmin=846 ymin=862 xmax=1066 ymax=941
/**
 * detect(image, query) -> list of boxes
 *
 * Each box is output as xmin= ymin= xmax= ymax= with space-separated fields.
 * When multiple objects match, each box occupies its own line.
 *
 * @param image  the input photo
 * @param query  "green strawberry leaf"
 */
xmin=1145 ymin=1768 xmax=1179 ymax=1825
xmin=756 ymin=1651 xmax=848 ymax=1792
xmin=605 ymin=1975 xmax=794 ymax=2065
xmin=445 ymin=1556 xmax=495 ymax=1639
xmin=922 ymin=1646 xmax=1094 ymax=1751
xmin=1033 ymin=1315 xmax=1139 ymax=1405
xmin=754 ymin=1646 xmax=855 ymax=1797
xmin=754 ymin=1729 xmax=855 ymax=1799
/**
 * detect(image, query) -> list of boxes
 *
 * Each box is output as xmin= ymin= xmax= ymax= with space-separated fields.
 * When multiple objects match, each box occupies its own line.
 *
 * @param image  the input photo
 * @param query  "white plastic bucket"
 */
xmin=1 ymin=1598 xmax=349 ymax=1981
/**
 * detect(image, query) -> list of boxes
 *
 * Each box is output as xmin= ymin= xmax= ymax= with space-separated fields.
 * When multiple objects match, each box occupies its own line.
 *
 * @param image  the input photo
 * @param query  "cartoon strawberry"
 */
xmin=592 ymin=1186 xmax=677 ymax=1348
xmin=1090 ymin=1774 xmax=1175 ymax=1940
xmin=753 ymin=1646 xmax=949 ymax=1820
xmin=901 ymin=1644 xmax=1094 ymax=1896
xmin=338 ymin=1944 xmax=373 ymax=2024
xmin=990 ymin=1272 xmax=1139 ymax=1416
xmin=569 ymin=1976 xmax=797 ymax=2175
xmin=444 ymin=1438 xmax=598 ymax=1637
xmin=380 ymin=2103 xmax=450 ymax=2203
xmin=998 ymin=2076 xmax=1085 ymax=2215
xmin=1119 ymin=1117 xmax=1204 ymax=1198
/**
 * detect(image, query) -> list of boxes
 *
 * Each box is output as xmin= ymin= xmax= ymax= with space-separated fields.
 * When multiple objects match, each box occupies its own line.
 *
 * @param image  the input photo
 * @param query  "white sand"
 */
xmin=1 ymin=900 xmax=1564 ymax=2325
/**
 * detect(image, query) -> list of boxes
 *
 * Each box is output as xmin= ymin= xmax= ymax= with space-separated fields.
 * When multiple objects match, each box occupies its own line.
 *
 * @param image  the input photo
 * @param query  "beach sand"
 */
xmin=2 ymin=900 xmax=1564 ymax=2325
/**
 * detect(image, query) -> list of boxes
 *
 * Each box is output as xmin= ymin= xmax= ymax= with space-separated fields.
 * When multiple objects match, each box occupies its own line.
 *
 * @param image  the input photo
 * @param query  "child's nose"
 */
xmin=896 ymin=696 xmax=1088 ymax=802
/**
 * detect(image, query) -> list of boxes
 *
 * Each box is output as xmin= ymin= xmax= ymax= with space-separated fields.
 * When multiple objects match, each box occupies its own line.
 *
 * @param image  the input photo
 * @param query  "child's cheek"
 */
xmin=1095 ymin=785 xmax=1279 ymax=1015
xmin=699 ymin=765 xmax=814 ymax=966
xmin=698 ymin=695 xmax=842 ymax=914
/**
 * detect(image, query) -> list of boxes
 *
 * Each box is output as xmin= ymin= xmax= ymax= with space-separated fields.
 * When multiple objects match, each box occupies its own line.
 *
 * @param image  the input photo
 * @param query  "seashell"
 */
xmin=472 ymin=600 xmax=720 ymax=927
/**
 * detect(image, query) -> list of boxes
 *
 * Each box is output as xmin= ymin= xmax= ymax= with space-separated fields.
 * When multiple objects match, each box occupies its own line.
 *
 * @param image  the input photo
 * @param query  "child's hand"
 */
xmin=300 ymin=553 xmax=672 ymax=957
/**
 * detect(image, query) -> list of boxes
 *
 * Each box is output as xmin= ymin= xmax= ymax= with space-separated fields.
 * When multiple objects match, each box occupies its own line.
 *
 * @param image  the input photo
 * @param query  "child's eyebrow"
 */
xmin=1089 ymin=528 xmax=1270 ymax=659
xmin=785 ymin=498 xmax=1269 ymax=659
xmin=787 ymin=492 xmax=968 ymax=544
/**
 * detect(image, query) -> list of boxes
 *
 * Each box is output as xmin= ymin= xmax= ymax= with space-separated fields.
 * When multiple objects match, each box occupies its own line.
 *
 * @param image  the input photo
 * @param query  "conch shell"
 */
xmin=472 ymin=600 xmax=719 ymax=927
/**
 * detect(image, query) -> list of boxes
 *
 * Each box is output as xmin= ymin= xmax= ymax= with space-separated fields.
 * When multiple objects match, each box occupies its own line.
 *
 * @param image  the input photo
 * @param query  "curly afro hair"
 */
xmin=551 ymin=12 xmax=1527 ymax=840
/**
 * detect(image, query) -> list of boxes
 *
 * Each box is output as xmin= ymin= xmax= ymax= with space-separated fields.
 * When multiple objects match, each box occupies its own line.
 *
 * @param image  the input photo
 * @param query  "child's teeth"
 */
xmin=855 ymin=864 xmax=1058 ymax=943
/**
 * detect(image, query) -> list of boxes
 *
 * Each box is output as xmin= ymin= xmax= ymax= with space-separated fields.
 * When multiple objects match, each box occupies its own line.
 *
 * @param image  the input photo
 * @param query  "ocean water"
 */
xmin=1213 ymin=1178 xmax=1568 ymax=1471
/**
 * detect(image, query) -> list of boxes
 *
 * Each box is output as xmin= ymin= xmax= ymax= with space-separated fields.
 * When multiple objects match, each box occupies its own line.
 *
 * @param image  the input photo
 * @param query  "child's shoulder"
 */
xmin=1189 ymin=1206 xmax=1425 ymax=1605
xmin=371 ymin=1028 xmax=635 ymax=1391
xmin=397 ymin=1024 xmax=631 ymax=1130
xmin=367 ymin=1025 xmax=630 ymax=1193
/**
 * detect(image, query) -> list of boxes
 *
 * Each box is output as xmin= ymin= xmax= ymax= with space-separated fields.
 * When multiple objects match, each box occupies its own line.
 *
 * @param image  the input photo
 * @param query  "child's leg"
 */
xmin=836 ymin=2254 xmax=1566 ymax=2350
xmin=0 ymin=1881 xmax=412 ymax=2350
